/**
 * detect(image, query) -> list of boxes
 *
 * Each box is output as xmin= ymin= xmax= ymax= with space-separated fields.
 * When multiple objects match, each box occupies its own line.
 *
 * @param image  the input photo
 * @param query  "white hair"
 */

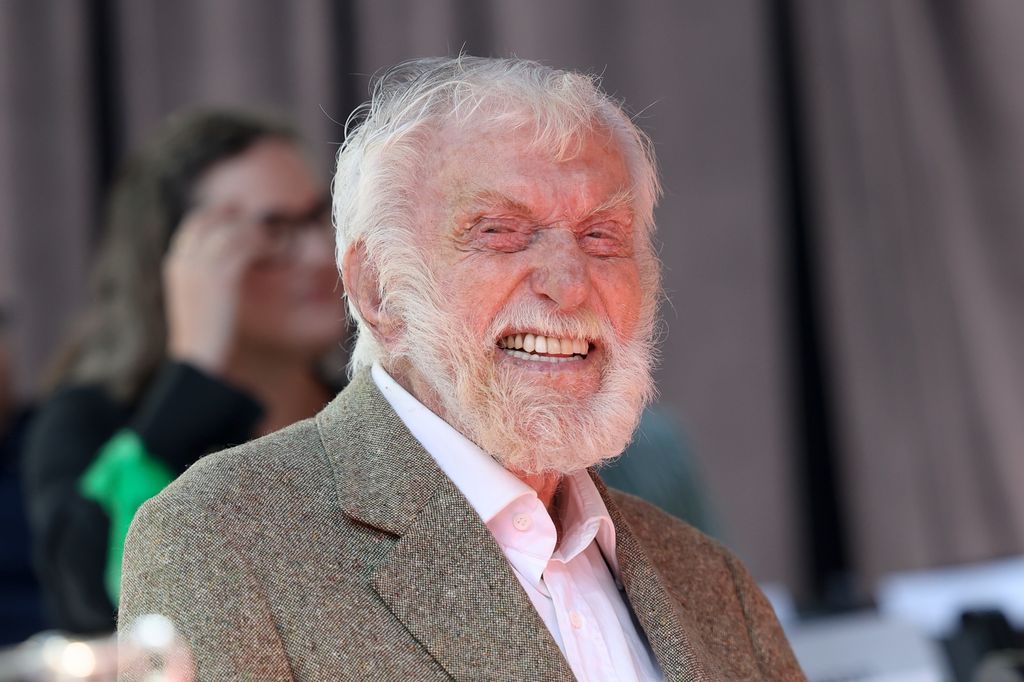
xmin=332 ymin=55 xmax=662 ymax=374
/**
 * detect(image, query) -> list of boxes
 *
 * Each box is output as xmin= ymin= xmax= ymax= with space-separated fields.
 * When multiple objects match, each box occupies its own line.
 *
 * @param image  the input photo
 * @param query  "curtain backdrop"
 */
xmin=793 ymin=0 xmax=1024 ymax=588
xmin=2 ymin=0 xmax=1021 ymax=600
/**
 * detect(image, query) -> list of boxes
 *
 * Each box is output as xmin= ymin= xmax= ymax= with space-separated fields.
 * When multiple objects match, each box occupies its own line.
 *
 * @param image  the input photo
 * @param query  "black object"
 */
xmin=0 ymin=407 xmax=51 ymax=645
xmin=945 ymin=609 xmax=1024 ymax=681
xmin=973 ymin=652 xmax=1024 ymax=682
xmin=21 ymin=362 xmax=264 ymax=634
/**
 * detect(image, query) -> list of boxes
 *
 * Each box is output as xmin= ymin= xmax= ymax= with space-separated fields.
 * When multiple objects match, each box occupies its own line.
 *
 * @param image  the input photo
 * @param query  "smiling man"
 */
xmin=119 ymin=57 xmax=803 ymax=681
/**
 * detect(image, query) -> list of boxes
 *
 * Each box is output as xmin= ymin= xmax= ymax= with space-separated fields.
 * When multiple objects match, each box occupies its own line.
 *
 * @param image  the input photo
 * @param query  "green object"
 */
xmin=79 ymin=429 xmax=175 ymax=604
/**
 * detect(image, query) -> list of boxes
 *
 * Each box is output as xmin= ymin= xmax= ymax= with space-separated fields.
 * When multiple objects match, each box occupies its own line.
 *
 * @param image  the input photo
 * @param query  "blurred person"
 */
xmin=119 ymin=57 xmax=801 ymax=680
xmin=0 ymin=309 xmax=51 ymax=644
xmin=602 ymin=406 xmax=719 ymax=534
xmin=22 ymin=109 xmax=346 ymax=635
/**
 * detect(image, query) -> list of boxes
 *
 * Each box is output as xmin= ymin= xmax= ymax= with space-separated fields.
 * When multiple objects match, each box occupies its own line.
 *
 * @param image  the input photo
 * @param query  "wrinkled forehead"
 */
xmin=424 ymin=117 xmax=636 ymax=217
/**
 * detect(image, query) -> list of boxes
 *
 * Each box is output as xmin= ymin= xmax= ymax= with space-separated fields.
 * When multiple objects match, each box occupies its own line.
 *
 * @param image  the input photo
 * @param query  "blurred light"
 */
xmin=39 ymin=636 xmax=68 ymax=670
xmin=59 ymin=641 xmax=96 ymax=677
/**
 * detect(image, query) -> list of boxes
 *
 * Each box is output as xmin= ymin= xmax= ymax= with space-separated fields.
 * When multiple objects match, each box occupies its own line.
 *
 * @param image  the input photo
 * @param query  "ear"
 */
xmin=342 ymin=241 xmax=398 ymax=344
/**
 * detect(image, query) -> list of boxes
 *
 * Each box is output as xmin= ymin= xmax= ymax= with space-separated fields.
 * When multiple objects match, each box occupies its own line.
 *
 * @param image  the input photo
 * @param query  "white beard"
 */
xmin=385 ymin=270 xmax=659 ymax=475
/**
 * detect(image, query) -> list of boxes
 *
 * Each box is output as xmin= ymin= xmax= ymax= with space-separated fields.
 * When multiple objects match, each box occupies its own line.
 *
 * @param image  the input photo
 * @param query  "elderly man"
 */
xmin=119 ymin=56 xmax=803 ymax=681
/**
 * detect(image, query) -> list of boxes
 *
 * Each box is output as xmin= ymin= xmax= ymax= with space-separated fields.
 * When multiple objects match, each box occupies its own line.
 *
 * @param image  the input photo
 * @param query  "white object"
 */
xmin=787 ymin=612 xmax=951 ymax=682
xmin=760 ymin=582 xmax=799 ymax=629
xmin=877 ymin=556 xmax=1024 ymax=638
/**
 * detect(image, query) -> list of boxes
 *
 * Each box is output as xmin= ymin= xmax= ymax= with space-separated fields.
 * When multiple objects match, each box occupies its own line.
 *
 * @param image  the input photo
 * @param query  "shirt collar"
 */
xmin=558 ymin=470 xmax=620 ymax=576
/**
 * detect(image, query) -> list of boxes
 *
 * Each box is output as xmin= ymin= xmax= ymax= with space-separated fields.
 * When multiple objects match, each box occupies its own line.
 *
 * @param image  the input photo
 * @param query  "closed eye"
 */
xmin=472 ymin=218 xmax=532 ymax=252
xmin=581 ymin=222 xmax=629 ymax=256
xmin=481 ymin=222 xmax=516 ymax=234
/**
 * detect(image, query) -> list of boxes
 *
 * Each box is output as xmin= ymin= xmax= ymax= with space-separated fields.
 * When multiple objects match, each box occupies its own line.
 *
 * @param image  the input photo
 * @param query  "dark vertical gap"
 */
xmin=768 ymin=0 xmax=857 ymax=611
xmin=329 ymin=0 xmax=360 ymax=131
xmin=86 ymin=0 xmax=121 ymax=243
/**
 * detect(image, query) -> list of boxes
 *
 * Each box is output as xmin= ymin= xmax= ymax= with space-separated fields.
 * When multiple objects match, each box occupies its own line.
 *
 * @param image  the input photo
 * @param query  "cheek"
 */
xmin=236 ymin=269 xmax=310 ymax=339
xmin=236 ymin=268 xmax=345 ymax=345
xmin=241 ymin=268 xmax=292 ymax=307
xmin=594 ymin=262 xmax=644 ymax=336
xmin=445 ymin=257 xmax=519 ymax=331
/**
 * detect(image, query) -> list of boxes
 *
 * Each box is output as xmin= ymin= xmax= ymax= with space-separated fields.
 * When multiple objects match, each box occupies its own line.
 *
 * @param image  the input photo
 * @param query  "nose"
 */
xmin=290 ymin=225 xmax=336 ymax=267
xmin=529 ymin=228 xmax=590 ymax=311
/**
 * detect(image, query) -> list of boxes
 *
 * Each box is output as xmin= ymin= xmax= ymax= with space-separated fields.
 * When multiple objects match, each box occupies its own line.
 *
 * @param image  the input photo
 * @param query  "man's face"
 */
xmin=385 ymin=122 xmax=657 ymax=474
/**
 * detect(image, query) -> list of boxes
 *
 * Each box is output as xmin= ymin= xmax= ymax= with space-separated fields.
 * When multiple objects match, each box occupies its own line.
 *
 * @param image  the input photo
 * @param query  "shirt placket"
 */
xmin=544 ymin=558 xmax=623 ymax=681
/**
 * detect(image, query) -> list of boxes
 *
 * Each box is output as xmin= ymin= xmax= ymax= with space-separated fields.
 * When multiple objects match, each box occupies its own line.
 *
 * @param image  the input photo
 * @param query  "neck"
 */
xmin=223 ymin=345 xmax=329 ymax=435
xmin=514 ymin=470 xmax=563 ymax=512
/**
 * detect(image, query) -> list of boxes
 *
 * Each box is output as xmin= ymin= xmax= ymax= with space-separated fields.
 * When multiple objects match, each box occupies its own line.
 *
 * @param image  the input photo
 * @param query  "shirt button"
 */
xmin=512 ymin=514 xmax=532 ymax=531
xmin=569 ymin=611 xmax=584 ymax=629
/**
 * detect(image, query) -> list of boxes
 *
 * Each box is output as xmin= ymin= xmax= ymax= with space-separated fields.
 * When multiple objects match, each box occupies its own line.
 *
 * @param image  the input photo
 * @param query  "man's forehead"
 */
xmin=435 ymin=137 xmax=634 ymax=216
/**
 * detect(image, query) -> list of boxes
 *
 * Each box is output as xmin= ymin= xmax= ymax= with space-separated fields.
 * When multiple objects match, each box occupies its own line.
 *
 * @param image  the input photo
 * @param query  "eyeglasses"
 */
xmin=255 ymin=198 xmax=334 ymax=260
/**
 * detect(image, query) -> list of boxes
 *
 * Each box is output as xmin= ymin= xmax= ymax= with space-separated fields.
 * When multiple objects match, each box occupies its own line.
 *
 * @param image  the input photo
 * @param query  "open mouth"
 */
xmin=497 ymin=333 xmax=592 ymax=364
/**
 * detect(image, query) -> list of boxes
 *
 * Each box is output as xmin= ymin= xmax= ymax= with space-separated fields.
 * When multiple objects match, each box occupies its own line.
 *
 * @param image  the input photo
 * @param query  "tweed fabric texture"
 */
xmin=118 ymin=369 xmax=804 ymax=681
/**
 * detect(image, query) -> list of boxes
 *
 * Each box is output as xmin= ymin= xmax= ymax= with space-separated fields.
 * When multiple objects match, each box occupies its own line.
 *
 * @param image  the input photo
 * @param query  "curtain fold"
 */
xmin=0 ymin=1 xmax=96 ymax=395
xmin=794 ymin=0 xmax=1024 ymax=588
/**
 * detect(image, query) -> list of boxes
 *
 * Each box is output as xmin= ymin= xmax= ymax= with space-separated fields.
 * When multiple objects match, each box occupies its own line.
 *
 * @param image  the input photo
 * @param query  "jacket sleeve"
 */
xmin=126 ymin=362 xmax=264 ymax=474
xmin=22 ymin=361 xmax=263 ymax=634
xmin=22 ymin=387 xmax=122 ymax=634
xmin=118 ymin=488 xmax=294 ymax=682
xmin=722 ymin=550 xmax=807 ymax=680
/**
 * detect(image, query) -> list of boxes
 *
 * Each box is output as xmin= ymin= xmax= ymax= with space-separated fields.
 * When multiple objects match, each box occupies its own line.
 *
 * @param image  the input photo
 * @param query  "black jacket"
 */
xmin=22 ymin=362 xmax=264 ymax=633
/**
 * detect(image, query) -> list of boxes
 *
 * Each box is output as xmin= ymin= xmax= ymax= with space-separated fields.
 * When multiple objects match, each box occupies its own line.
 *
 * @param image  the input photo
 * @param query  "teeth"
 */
xmin=497 ymin=333 xmax=590 ymax=358
xmin=503 ymin=348 xmax=582 ymax=363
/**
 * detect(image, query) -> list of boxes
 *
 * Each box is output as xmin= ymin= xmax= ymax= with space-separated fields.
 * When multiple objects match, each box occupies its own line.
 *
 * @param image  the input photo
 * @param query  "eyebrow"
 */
xmin=256 ymin=193 xmax=331 ymax=224
xmin=584 ymin=187 xmax=636 ymax=221
xmin=457 ymin=186 xmax=635 ymax=223
xmin=458 ymin=190 xmax=535 ymax=218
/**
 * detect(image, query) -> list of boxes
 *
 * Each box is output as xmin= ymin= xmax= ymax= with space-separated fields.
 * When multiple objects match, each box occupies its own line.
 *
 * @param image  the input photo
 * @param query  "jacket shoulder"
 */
xmin=152 ymin=415 xmax=328 ymax=514
xmin=608 ymin=487 xmax=723 ymax=559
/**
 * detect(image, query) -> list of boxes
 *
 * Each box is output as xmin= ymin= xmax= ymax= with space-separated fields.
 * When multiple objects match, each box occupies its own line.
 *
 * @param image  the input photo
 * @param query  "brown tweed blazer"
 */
xmin=118 ymin=369 xmax=804 ymax=681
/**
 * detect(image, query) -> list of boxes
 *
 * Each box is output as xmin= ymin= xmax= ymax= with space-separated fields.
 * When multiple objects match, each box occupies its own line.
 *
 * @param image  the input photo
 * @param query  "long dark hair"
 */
xmin=48 ymin=109 xmax=297 ymax=400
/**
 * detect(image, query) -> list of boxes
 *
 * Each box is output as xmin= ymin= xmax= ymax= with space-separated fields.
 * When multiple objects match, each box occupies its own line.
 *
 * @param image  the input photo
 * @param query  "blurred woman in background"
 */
xmin=22 ymin=109 xmax=346 ymax=634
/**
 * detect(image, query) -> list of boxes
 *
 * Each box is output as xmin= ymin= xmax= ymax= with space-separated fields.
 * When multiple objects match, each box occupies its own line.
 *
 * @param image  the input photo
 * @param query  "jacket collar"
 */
xmin=594 ymin=474 xmax=716 ymax=681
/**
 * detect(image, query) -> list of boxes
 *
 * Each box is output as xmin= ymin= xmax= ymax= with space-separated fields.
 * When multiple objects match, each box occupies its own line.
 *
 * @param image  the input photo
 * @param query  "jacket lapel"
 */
xmin=370 ymin=478 xmax=574 ymax=682
xmin=593 ymin=474 xmax=716 ymax=682
xmin=317 ymin=370 xmax=573 ymax=682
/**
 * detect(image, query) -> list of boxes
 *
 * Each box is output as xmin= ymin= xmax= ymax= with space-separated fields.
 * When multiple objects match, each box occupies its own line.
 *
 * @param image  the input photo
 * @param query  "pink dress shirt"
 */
xmin=372 ymin=364 xmax=664 ymax=681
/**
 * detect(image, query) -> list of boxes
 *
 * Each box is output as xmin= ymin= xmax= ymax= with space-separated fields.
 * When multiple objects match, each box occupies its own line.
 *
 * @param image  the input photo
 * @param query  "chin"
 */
xmin=245 ymin=328 xmax=344 ymax=361
xmin=440 ymin=358 xmax=649 ymax=476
